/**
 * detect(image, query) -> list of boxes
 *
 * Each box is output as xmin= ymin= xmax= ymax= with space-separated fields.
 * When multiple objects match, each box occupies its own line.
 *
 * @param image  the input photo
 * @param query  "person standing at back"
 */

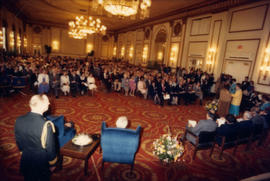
xmin=229 ymin=83 xmax=243 ymax=117
xmin=15 ymin=94 xmax=58 ymax=181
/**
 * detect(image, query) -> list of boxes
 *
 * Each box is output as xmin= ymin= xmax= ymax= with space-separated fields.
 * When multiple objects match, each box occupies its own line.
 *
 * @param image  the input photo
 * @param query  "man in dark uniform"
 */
xmin=15 ymin=94 xmax=58 ymax=181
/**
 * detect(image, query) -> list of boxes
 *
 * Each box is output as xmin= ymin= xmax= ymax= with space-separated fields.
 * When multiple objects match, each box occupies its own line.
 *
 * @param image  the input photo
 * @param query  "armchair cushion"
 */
xmin=101 ymin=121 xmax=141 ymax=164
xmin=197 ymin=131 xmax=216 ymax=149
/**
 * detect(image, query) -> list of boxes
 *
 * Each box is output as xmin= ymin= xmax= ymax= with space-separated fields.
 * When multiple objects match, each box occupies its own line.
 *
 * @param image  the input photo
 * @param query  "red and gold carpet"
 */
xmin=0 ymin=91 xmax=269 ymax=181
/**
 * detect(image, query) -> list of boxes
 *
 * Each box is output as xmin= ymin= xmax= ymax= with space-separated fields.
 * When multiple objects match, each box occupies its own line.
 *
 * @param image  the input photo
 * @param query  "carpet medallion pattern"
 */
xmin=0 ymin=91 xmax=270 ymax=181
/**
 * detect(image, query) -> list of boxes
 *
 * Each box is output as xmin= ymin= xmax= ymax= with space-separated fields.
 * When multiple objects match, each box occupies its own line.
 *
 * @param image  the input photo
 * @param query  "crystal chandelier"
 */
xmin=68 ymin=0 xmax=107 ymax=39
xmin=68 ymin=16 xmax=107 ymax=39
xmin=93 ymin=0 xmax=152 ymax=19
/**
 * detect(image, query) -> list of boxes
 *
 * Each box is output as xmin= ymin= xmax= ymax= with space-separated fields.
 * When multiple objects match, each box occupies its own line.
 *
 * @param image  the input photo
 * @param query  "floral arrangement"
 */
xmin=205 ymin=99 xmax=219 ymax=112
xmin=153 ymin=134 xmax=184 ymax=163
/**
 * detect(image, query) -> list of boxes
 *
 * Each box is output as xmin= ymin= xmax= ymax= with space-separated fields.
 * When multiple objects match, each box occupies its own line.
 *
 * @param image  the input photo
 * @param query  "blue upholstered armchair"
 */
xmin=101 ymin=121 xmax=141 ymax=173
xmin=46 ymin=115 xmax=76 ymax=148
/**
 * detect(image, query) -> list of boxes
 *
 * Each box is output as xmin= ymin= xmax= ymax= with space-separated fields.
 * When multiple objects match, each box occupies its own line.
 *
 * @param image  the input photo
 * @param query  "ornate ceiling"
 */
xmin=4 ymin=0 xmax=215 ymax=31
xmin=3 ymin=0 xmax=259 ymax=32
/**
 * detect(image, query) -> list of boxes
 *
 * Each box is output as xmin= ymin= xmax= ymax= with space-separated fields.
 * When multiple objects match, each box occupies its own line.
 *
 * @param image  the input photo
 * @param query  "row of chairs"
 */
xmin=0 ymin=76 xmax=28 ymax=96
xmin=182 ymin=121 xmax=267 ymax=160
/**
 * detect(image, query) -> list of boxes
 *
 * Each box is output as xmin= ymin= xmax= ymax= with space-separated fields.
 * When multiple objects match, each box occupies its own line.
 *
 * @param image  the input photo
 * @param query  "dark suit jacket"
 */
xmin=15 ymin=112 xmax=57 ymax=177
xmin=216 ymin=123 xmax=238 ymax=145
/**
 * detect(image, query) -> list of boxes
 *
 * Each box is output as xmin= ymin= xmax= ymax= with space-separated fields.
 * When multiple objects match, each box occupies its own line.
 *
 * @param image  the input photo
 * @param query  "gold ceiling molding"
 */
xmin=115 ymin=0 xmax=262 ymax=33
xmin=3 ymin=0 xmax=265 ymax=34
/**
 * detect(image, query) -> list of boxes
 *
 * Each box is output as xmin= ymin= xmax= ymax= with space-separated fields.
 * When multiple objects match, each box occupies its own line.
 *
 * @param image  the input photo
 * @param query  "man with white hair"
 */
xmin=237 ymin=111 xmax=253 ymax=122
xmin=15 ymin=94 xmax=57 ymax=181
xmin=116 ymin=116 xmax=128 ymax=128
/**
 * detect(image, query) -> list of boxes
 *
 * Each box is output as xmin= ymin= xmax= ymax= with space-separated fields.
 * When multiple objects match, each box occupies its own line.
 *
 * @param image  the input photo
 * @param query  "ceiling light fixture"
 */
xmin=93 ymin=0 xmax=151 ymax=19
xmin=68 ymin=0 xmax=107 ymax=39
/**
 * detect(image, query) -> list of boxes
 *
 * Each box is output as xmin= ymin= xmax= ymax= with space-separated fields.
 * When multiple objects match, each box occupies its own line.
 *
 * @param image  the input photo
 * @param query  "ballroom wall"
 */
xmin=0 ymin=6 xmax=25 ymax=53
xmin=1 ymin=0 xmax=270 ymax=93
xmin=113 ymin=0 xmax=270 ymax=93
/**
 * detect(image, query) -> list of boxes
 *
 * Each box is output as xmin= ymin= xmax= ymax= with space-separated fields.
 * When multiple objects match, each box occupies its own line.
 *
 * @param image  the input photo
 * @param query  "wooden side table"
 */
xmin=59 ymin=134 xmax=100 ymax=176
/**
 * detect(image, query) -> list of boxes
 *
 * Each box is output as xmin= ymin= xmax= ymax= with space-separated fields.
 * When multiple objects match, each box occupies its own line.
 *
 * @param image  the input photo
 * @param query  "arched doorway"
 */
xmin=154 ymin=30 xmax=167 ymax=65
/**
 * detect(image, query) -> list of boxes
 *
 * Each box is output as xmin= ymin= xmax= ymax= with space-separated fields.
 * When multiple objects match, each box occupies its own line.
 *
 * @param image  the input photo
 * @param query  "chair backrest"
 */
xmin=237 ymin=121 xmax=253 ymax=138
xmin=198 ymin=131 xmax=216 ymax=144
xmin=0 ymin=76 xmax=11 ymax=86
xmin=217 ymin=124 xmax=238 ymax=143
xmin=101 ymin=121 xmax=141 ymax=164
xmin=252 ymin=123 xmax=264 ymax=136
xmin=12 ymin=76 xmax=26 ymax=88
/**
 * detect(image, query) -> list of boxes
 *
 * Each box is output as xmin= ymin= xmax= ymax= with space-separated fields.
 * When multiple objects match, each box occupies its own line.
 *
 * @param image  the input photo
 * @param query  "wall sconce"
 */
xmin=170 ymin=44 xmax=179 ymax=67
xmin=129 ymin=46 xmax=134 ymax=58
xmin=86 ymin=43 xmax=93 ymax=53
xmin=9 ymin=32 xmax=15 ymax=47
xmin=157 ymin=51 xmax=163 ymax=60
xmin=142 ymin=45 xmax=148 ymax=63
xmin=0 ymin=30 xmax=3 ymax=46
xmin=121 ymin=46 xmax=125 ymax=57
xmin=23 ymin=37 xmax=27 ymax=48
xmin=260 ymin=47 xmax=270 ymax=80
xmin=206 ymin=47 xmax=216 ymax=72
xmin=52 ymin=40 xmax=59 ymax=51
xmin=17 ymin=35 xmax=21 ymax=47
xmin=113 ymin=46 xmax=117 ymax=56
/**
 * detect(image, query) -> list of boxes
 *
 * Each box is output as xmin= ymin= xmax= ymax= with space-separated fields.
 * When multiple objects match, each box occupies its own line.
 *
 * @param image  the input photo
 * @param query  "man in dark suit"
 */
xmin=49 ymin=68 xmax=60 ymax=98
xmin=15 ymin=94 xmax=58 ymax=181
xmin=216 ymin=114 xmax=238 ymax=144
xmin=69 ymin=70 xmax=79 ymax=97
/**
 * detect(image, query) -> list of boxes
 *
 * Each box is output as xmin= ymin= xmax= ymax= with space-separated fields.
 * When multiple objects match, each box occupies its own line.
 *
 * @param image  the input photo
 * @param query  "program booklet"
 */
xmin=217 ymin=117 xmax=226 ymax=127
xmin=188 ymin=120 xmax=197 ymax=127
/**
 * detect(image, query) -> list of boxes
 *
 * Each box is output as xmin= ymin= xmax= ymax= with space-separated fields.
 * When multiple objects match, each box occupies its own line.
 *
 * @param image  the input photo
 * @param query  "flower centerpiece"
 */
xmin=205 ymin=99 xmax=219 ymax=113
xmin=153 ymin=133 xmax=184 ymax=163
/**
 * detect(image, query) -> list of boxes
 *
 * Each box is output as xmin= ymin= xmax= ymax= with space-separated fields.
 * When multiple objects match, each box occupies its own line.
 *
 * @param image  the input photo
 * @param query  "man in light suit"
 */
xmin=184 ymin=111 xmax=218 ymax=144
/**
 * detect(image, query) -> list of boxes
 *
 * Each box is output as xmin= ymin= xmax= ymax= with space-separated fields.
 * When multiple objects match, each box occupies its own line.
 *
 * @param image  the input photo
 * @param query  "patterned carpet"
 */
xmin=0 ymin=89 xmax=270 ymax=181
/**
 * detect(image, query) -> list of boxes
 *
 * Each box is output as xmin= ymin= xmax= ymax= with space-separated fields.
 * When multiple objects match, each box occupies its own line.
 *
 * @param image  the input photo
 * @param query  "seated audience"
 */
xmin=37 ymin=69 xmax=50 ymax=94
xmin=260 ymin=95 xmax=270 ymax=111
xmin=69 ymin=70 xmax=79 ymax=97
xmin=216 ymin=114 xmax=238 ymax=143
xmin=237 ymin=111 xmax=253 ymax=122
xmin=184 ymin=111 xmax=218 ymax=144
xmin=60 ymin=71 xmax=70 ymax=96
xmin=194 ymin=81 xmax=203 ymax=105
xmin=79 ymin=72 xmax=87 ymax=95
xmin=129 ymin=75 xmax=136 ymax=96
xmin=137 ymin=77 xmax=148 ymax=99
xmin=86 ymin=73 xmax=97 ymax=94
xmin=49 ymin=68 xmax=60 ymax=98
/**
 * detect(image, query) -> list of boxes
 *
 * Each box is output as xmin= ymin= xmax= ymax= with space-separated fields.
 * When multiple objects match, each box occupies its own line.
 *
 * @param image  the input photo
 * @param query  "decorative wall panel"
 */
xmin=229 ymin=4 xmax=268 ymax=32
xmin=61 ymin=29 xmax=85 ymax=55
xmin=224 ymin=39 xmax=260 ymax=61
xmin=188 ymin=41 xmax=208 ymax=57
xmin=223 ymin=60 xmax=252 ymax=83
xmin=190 ymin=17 xmax=211 ymax=36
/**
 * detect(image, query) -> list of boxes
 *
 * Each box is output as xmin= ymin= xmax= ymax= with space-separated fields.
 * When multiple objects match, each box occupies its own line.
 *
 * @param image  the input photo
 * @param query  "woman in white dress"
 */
xmin=60 ymin=71 xmax=70 ymax=96
xmin=87 ymin=73 xmax=97 ymax=95
xmin=37 ymin=69 xmax=50 ymax=94
xmin=137 ymin=77 xmax=148 ymax=99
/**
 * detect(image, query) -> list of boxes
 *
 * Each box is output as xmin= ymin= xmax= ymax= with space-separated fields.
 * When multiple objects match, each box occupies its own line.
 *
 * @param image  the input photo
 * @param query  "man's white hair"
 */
xmin=243 ymin=111 xmax=252 ymax=120
xmin=116 ymin=116 xmax=128 ymax=128
xmin=29 ymin=94 xmax=50 ymax=114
